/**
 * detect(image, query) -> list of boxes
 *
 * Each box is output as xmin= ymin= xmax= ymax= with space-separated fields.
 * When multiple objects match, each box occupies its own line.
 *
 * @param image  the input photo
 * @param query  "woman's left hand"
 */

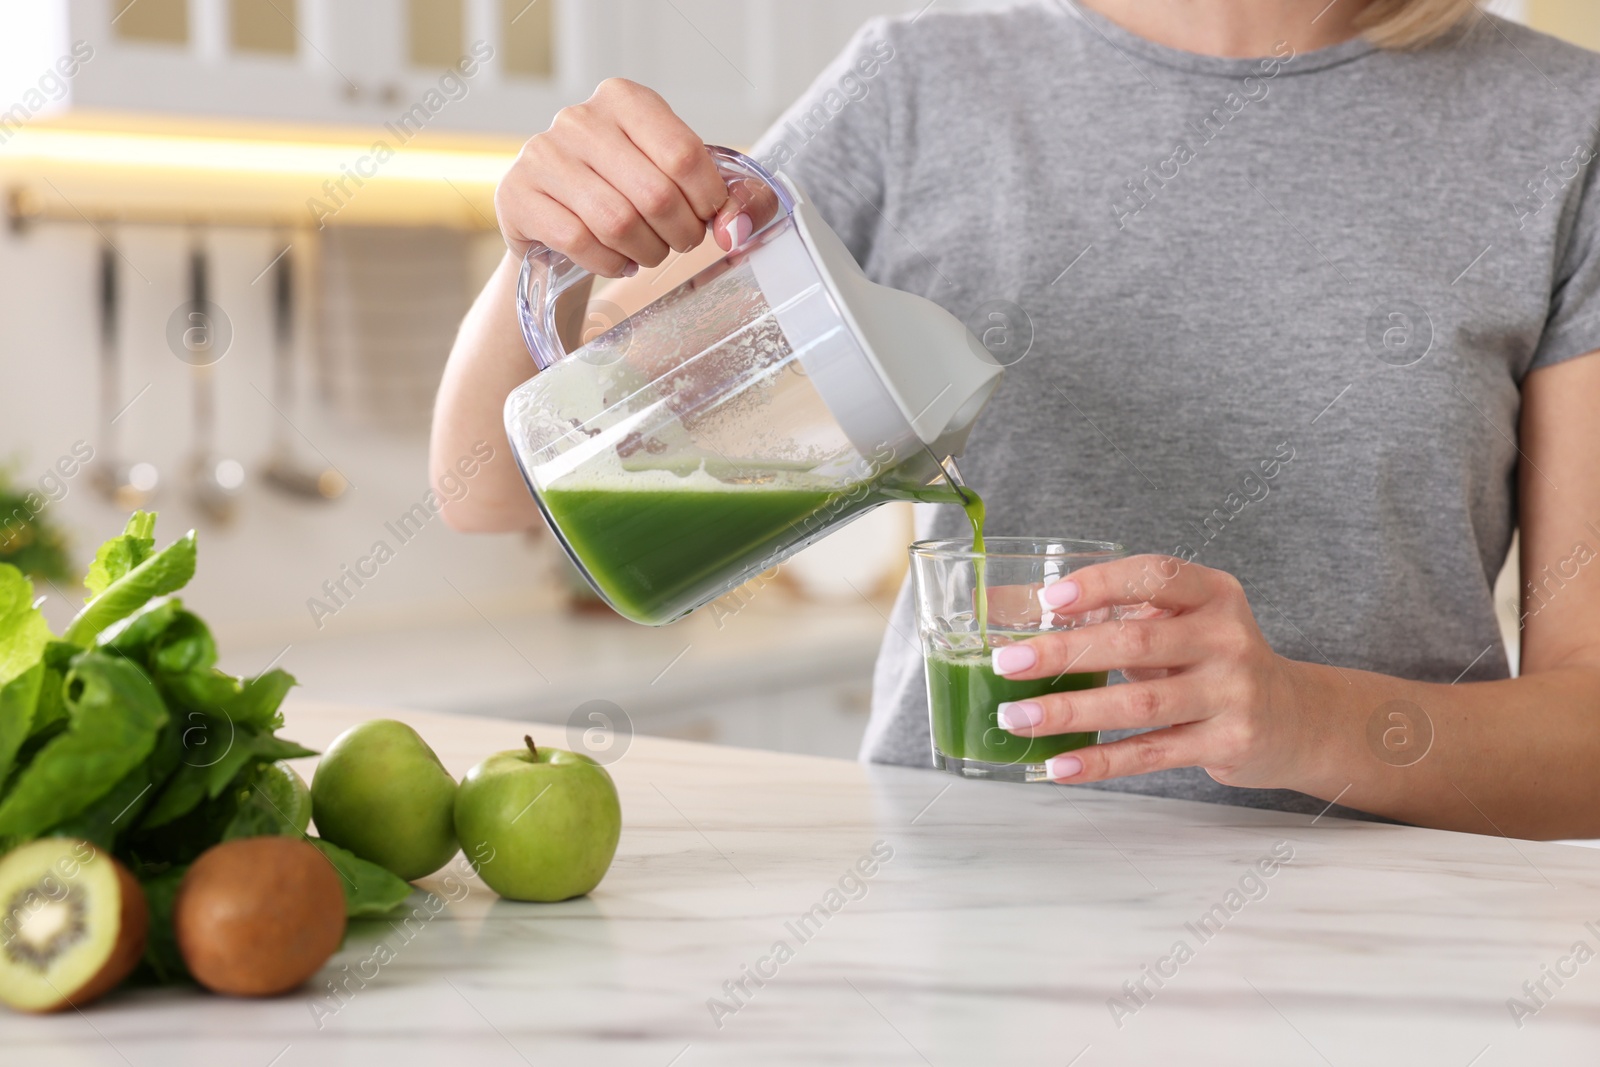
xmin=992 ymin=555 xmax=1316 ymax=787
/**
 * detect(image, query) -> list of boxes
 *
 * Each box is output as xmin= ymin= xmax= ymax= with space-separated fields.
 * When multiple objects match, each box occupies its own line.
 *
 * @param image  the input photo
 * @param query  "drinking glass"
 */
xmin=911 ymin=537 xmax=1126 ymax=782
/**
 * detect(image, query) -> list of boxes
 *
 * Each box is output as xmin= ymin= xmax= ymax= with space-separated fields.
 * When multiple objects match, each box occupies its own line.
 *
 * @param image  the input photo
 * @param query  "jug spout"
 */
xmin=929 ymin=450 xmax=972 ymax=506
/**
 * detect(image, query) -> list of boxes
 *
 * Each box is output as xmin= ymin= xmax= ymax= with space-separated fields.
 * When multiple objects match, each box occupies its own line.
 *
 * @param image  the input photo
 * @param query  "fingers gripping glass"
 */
xmin=912 ymin=537 xmax=1126 ymax=783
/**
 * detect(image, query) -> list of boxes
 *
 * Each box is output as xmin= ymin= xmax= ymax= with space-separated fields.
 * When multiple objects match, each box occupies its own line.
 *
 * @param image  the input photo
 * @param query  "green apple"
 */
xmin=311 ymin=719 xmax=459 ymax=881
xmin=454 ymin=737 xmax=621 ymax=902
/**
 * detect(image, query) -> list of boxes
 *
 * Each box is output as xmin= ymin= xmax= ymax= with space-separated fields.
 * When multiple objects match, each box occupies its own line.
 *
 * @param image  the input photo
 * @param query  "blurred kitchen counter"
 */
xmin=230 ymin=593 xmax=899 ymax=760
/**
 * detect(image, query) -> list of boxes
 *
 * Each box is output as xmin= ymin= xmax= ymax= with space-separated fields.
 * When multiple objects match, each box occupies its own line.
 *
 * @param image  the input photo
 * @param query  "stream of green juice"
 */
xmin=878 ymin=483 xmax=987 ymax=637
xmin=964 ymin=490 xmax=987 ymax=643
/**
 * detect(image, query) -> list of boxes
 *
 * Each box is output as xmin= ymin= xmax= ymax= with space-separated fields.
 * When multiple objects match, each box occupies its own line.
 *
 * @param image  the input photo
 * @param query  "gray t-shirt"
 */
xmin=752 ymin=3 xmax=1600 ymax=815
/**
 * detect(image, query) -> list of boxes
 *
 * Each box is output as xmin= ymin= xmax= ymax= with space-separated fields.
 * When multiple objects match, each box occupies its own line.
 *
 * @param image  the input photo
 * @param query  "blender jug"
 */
xmin=504 ymin=147 xmax=1002 ymax=625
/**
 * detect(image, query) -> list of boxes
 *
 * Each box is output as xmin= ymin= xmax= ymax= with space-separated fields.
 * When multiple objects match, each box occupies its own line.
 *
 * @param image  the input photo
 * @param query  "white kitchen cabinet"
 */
xmin=0 ymin=0 xmax=1015 ymax=144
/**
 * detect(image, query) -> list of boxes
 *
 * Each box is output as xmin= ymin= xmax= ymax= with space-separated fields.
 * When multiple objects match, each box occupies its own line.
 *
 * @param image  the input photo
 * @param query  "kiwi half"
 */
xmin=0 ymin=838 xmax=148 ymax=1013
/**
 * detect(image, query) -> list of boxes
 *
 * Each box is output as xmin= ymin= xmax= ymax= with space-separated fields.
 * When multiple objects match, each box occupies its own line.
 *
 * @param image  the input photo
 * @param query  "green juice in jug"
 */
xmin=541 ymin=472 xmax=985 ymax=626
xmin=542 ymin=483 xmax=844 ymax=624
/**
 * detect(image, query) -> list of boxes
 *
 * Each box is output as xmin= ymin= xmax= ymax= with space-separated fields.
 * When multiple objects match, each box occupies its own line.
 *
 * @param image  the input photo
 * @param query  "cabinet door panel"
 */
xmin=599 ymin=0 xmax=752 ymax=95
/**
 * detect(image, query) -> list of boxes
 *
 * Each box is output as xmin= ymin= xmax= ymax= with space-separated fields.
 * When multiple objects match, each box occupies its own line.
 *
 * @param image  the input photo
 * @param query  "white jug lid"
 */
xmin=745 ymin=175 xmax=1001 ymax=461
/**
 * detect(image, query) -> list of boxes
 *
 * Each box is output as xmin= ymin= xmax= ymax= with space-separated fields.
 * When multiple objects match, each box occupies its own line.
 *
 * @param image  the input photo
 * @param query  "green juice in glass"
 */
xmin=926 ymin=646 xmax=1104 ymax=771
xmin=921 ymin=493 xmax=1106 ymax=777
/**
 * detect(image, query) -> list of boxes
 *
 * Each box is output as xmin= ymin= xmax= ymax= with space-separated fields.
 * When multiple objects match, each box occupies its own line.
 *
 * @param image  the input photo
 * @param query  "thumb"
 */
xmin=710 ymin=177 xmax=782 ymax=252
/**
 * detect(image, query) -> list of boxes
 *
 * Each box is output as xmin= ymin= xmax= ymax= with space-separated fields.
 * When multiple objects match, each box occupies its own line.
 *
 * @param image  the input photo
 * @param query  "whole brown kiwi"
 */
xmin=174 ymin=837 xmax=346 ymax=997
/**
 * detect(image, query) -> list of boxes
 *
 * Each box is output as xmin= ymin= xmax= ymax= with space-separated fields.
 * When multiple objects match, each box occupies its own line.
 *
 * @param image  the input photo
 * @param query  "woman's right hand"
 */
xmin=495 ymin=78 xmax=755 ymax=278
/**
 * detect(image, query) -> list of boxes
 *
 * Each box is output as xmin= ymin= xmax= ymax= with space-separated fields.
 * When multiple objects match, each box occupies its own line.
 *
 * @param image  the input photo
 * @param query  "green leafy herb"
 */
xmin=134 ymin=866 xmax=191 ymax=985
xmin=0 ymin=567 xmax=49 ymax=686
xmin=83 ymin=511 xmax=156 ymax=598
xmin=0 ymin=652 xmax=167 ymax=838
xmin=138 ymin=714 xmax=250 ymax=831
xmin=64 ymin=530 xmax=197 ymax=647
xmin=248 ymin=734 xmax=317 ymax=762
xmin=99 ymin=598 xmax=185 ymax=663
xmin=15 ymin=641 xmax=88 ymax=755
xmin=50 ymin=724 xmax=184 ymax=851
xmin=222 ymin=777 xmax=305 ymax=840
xmin=309 ymin=838 xmax=414 ymax=917
xmin=224 ymin=670 xmax=298 ymax=731
xmin=0 ymin=513 xmax=322 ymax=985
xmin=0 ymin=662 xmax=42 ymax=786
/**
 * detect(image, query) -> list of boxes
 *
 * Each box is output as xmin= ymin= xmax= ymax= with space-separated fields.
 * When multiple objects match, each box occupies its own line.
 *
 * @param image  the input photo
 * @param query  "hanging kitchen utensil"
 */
xmin=503 ymin=146 xmax=1002 ymax=626
xmin=184 ymin=235 xmax=243 ymax=524
xmin=89 ymin=238 xmax=159 ymax=509
xmin=261 ymin=235 xmax=346 ymax=500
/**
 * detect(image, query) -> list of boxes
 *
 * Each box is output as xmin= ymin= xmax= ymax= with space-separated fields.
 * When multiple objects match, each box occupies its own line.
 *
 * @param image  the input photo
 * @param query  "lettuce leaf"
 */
xmin=99 ymin=598 xmax=185 ymax=662
xmin=64 ymin=530 xmax=197 ymax=647
xmin=0 ymin=565 xmax=49 ymax=686
xmin=83 ymin=511 xmax=157 ymax=598
xmin=0 ymin=662 xmax=42 ymax=787
xmin=49 ymin=723 xmax=185 ymax=849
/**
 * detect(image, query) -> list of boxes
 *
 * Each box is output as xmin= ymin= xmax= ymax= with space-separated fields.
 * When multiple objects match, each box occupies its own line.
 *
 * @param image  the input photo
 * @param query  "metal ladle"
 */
xmin=184 ymin=236 xmax=243 ymax=524
xmin=260 ymin=236 xmax=346 ymax=501
xmin=89 ymin=238 xmax=160 ymax=509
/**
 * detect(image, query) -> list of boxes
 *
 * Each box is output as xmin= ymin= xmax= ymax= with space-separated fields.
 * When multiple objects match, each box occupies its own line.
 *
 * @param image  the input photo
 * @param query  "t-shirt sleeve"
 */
xmin=1530 ymin=143 xmax=1600 ymax=372
xmin=749 ymin=18 xmax=902 ymax=266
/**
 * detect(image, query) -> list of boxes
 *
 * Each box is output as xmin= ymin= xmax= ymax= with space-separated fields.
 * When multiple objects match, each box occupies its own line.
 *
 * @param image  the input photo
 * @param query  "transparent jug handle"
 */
xmin=515 ymin=145 xmax=796 ymax=371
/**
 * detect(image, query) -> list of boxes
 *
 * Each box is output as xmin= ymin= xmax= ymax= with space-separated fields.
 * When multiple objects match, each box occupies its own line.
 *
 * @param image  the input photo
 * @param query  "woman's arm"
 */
xmin=995 ymin=353 xmax=1600 ymax=839
xmin=430 ymin=78 xmax=742 ymax=532
xmin=430 ymin=251 xmax=542 ymax=532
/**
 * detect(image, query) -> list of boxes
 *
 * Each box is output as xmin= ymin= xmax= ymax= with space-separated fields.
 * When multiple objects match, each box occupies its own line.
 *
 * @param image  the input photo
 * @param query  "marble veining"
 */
xmin=4 ymin=701 xmax=1598 ymax=1066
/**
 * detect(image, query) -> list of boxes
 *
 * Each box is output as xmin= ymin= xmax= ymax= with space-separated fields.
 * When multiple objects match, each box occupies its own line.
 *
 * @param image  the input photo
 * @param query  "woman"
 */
xmin=432 ymin=0 xmax=1600 ymax=838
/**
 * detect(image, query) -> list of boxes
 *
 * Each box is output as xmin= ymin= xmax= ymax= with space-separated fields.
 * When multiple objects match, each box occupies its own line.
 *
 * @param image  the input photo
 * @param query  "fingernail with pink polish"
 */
xmin=997 ymin=701 xmax=1042 ymax=731
xmin=992 ymin=644 xmax=1037 ymax=676
xmin=1047 ymin=754 xmax=1083 ymax=780
xmin=1040 ymin=579 xmax=1081 ymax=610
xmin=729 ymin=212 xmax=753 ymax=248
xmin=621 ymin=262 xmax=640 ymax=278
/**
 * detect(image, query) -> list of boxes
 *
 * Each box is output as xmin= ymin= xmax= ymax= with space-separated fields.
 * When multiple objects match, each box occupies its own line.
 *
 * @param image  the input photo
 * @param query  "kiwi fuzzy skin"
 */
xmin=62 ymin=857 xmax=151 ymax=1012
xmin=175 ymin=837 xmax=346 ymax=997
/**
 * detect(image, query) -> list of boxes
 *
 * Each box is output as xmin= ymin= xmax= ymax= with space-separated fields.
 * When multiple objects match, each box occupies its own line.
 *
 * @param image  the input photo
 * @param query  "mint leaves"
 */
xmin=0 ymin=652 xmax=167 ymax=839
xmin=310 ymin=839 xmax=416 ymax=917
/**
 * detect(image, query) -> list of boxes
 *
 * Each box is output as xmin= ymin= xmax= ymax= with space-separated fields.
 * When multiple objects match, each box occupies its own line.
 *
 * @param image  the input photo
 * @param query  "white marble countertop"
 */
xmin=7 ymin=702 xmax=1599 ymax=1066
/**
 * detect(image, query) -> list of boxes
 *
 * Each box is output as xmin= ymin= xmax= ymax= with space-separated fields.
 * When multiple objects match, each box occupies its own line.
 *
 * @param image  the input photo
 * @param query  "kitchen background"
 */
xmin=0 ymin=0 xmax=1582 ymax=761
